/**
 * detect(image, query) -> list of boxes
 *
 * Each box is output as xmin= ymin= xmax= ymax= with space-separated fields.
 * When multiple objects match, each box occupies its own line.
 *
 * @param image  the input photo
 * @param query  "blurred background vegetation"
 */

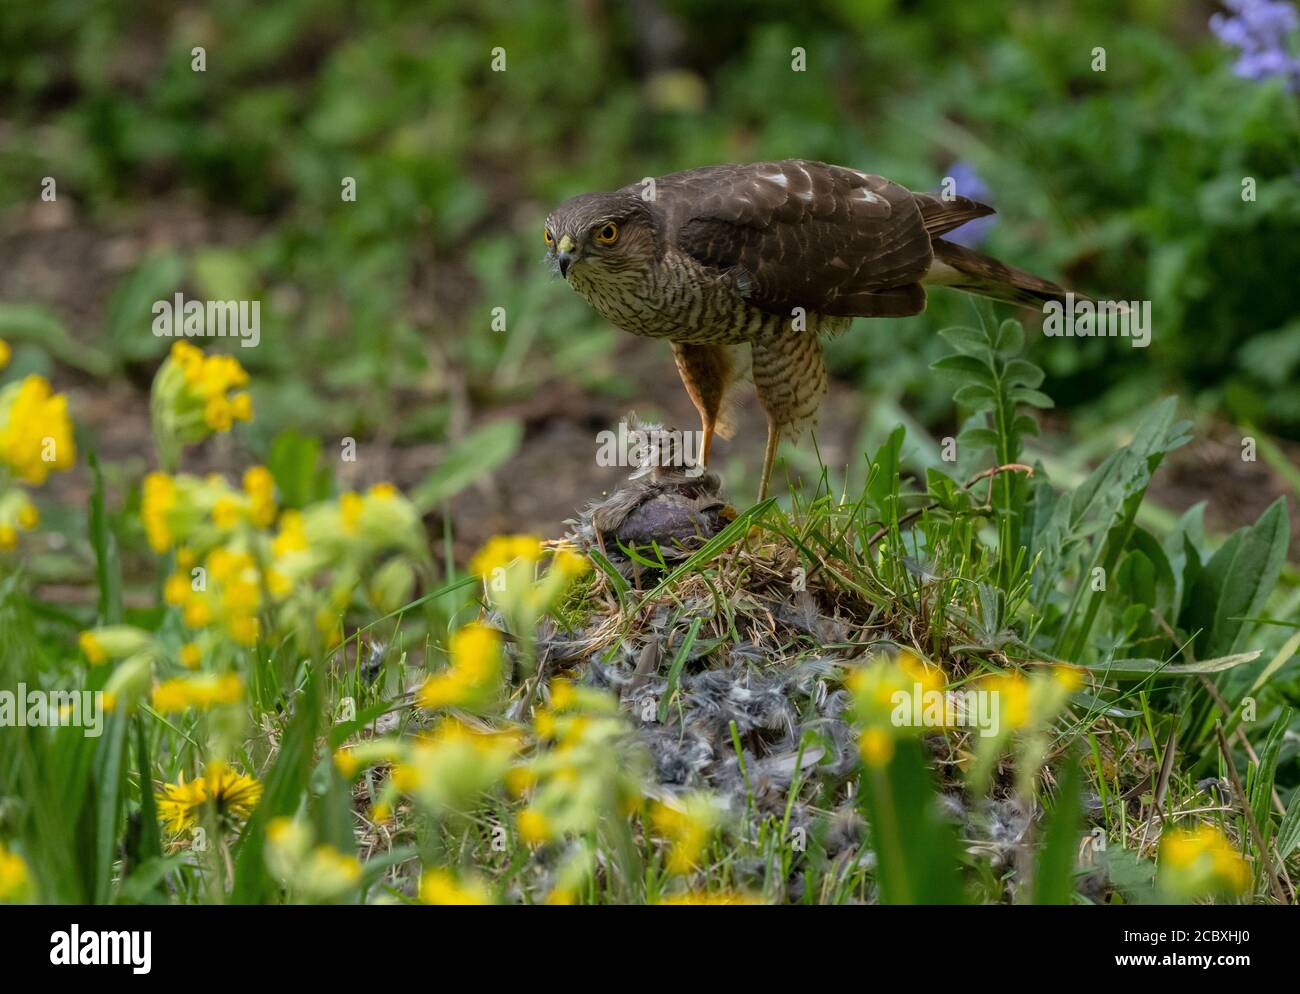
xmin=1 ymin=0 xmax=1298 ymax=562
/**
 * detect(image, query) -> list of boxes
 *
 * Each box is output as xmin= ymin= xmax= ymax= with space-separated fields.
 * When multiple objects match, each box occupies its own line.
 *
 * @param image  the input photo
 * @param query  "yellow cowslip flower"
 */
xmin=0 ymin=374 xmax=76 ymax=484
xmin=340 ymin=491 xmax=364 ymax=533
xmin=419 ymin=869 xmax=492 ymax=905
xmin=651 ymin=795 xmax=720 ymax=875
xmin=416 ymin=624 xmax=503 ymax=712
xmin=859 ymin=727 xmax=895 ymax=767
xmin=156 ymin=762 xmax=262 ymax=833
xmin=302 ymin=845 xmax=361 ymax=892
xmin=78 ymin=625 xmax=153 ymax=666
xmin=391 ymin=719 xmax=519 ymax=816
xmin=1053 ymin=665 xmax=1086 ymax=692
xmin=0 ymin=842 xmax=30 ymax=903
xmin=79 ymin=631 xmax=107 ymax=665
xmin=551 ymin=546 xmax=590 ymax=579
xmin=142 ymin=472 xmax=177 ymax=552
xmin=151 ymin=672 xmax=243 ymax=713
xmin=242 ymin=466 xmax=276 ymax=527
xmin=1159 ymin=823 xmax=1251 ymax=899
xmin=153 ymin=344 xmax=253 ymax=465
xmin=0 ymin=490 xmax=41 ymax=549
xmin=517 ymin=807 xmax=552 ymax=845
xmin=983 ymin=671 xmax=1031 ymax=730
xmin=0 ymin=339 xmax=10 ymax=369
xmin=272 ymin=509 xmax=307 ymax=557
xmin=179 ymin=643 xmax=202 ymax=669
xmin=264 ymin=818 xmax=360 ymax=900
xmin=470 ymin=534 xmax=543 ymax=578
xmin=334 ymin=749 xmax=361 ymax=779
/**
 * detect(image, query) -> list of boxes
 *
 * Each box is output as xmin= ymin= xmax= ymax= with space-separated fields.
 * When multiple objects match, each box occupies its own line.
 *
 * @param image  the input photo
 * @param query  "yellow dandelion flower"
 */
xmin=156 ymin=762 xmax=261 ymax=834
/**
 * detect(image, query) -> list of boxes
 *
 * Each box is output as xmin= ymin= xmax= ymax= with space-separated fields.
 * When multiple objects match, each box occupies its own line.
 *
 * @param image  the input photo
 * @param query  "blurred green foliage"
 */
xmin=1 ymin=0 xmax=1298 ymax=436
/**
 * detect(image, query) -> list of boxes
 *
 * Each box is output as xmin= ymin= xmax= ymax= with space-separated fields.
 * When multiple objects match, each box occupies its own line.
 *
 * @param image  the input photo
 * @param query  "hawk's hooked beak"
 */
xmin=556 ymin=234 xmax=577 ymax=277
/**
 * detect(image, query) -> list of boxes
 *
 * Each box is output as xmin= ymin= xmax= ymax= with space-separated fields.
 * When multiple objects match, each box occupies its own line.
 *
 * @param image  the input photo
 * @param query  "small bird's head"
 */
xmin=543 ymin=189 xmax=656 ymax=282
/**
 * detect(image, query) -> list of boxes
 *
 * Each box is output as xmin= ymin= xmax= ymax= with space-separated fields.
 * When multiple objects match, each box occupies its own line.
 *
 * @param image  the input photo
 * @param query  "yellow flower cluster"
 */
xmin=151 ymin=672 xmax=244 ymax=713
xmin=512 ymin=682 xmax=644 ymax=846
xmin=651 ymin=794 xmax=721 ymax=875
xmin=0 ymin=362 xmax=75 ymax=551
xmin=265 ymin=818 xmax=362 ymax=902
xmin=156 ymin=761 xmax=262 ymax=834
xmin=1159 ymin=823 xmax=1252 ymax=899
xmin=416 ymin=624 xmax=503 ymax=712
xmin=419 ymin=868 xmax=493 ymax=905
xmin=847 ymin=650 xmax=948 ymax=767
xmin=468 ymin=535 xmax=590 ymax=666
xmin=0 ymin=373 xmax=76 ymax=485
xmin=165 ymin=546 xmax=266 ymax=646
xmin=142 ymin=468 xmax=278 ymax=554
xmin=0 ymin=842 xmax=30 ymax=903
xmin=164 ymin=340 xmax=253 ymax=430
xmin=384 ymin=718 xmax=521 ymax=817
xmin=142 ymin=458 xmax=422 ymax=654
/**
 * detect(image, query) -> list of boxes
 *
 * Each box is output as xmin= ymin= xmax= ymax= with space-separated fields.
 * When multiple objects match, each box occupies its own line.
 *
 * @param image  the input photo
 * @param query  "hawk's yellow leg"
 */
xmin=670 ymin=342 xmax=736 ymax=470
xmin=750 ymin=328 xmax=827 ymax=503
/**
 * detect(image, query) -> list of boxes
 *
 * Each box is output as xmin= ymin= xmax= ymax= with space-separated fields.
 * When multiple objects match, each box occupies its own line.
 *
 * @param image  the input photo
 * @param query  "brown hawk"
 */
xmin=544 ymin=159 xmax=1070 ymax=499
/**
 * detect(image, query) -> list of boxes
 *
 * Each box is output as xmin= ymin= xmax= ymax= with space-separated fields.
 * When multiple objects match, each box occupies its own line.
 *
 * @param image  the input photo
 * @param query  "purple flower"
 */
xmin=941 ymin=161 xmax=996 ymax=249
xmin=1210 ymin=0 xmax=1300 ymax=92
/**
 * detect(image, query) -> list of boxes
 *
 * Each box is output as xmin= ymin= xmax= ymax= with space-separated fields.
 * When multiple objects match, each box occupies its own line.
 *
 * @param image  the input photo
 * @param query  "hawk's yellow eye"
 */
xmin=595 ymin=222 xmax=619 ymax=245
xmin=543 ymin=228 xmax=554 ymax=247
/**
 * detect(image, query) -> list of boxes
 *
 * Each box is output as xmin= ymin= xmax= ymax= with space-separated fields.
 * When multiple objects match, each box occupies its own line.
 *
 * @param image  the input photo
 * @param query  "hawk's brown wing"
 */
xmin=661 ymin=160 xmax=935 ymax=318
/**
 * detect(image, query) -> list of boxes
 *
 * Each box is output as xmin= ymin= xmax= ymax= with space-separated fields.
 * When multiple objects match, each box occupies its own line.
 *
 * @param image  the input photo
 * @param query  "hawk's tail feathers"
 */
xmin=926 ymin=237 xmax=1074 ymax=308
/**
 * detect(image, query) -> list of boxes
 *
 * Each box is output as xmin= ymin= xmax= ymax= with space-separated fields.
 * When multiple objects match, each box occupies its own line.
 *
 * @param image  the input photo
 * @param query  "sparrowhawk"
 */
xmin=544 ymin=159 xmax=1070 ymax=500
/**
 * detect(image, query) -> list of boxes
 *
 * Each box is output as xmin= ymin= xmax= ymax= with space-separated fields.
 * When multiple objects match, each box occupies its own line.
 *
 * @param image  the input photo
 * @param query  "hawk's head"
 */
xmin=544 ymin=189 xmax=656 ymax=281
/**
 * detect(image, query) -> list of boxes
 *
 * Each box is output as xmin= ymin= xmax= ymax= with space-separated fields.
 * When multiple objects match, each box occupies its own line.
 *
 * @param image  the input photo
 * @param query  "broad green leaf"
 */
xmin=410 ymin=418 xmax=523 ymax=512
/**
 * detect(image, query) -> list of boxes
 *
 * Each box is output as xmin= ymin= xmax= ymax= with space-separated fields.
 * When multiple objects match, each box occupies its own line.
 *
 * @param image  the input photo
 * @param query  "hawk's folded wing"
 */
xmin=663 ymin=160 xmax=935 ymax=318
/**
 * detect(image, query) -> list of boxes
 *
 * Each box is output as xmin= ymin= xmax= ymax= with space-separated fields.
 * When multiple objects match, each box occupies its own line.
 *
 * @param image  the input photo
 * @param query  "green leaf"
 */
xmin=953 ymin=383 xmax=997 ymax=410
xmin=1082 ymin=650 xmax=1261 ymax=677
xmin=1187 ymin=497 xmax=1289 ymax=658
xmin=994 ymin=319 xmax=1025 ymax=356
xmin=931 ymin=353 xmax=993 ymax=379
xmin=0 ymin=302 xmax=113 ymax=375
xmin=410 ymin=419 xmax=523 ymax=512
xmin=1277 ymin=791 xmax=1300 ymax=860
xmin=937 ymin=325 xmax=991 ymax=356
xmin=658 ymin=617 xmax=701 ymax=723
xmin=956 ymin=427 xmax=1000 ymax=449
xmin=107 ymin=252 xmax=186 ymax=363
xmin=1033 ymin=751 xmax=1083 ymax=905
xmin=857 ymin=738 xmax=966 ymax=904
xmin=1002 ymin=359 xmax=1045 ymax=389
xmin=267 ymin=429 xmax=332 ymax=509
xmin=88 ymin=452 xmax=123 ymax=625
